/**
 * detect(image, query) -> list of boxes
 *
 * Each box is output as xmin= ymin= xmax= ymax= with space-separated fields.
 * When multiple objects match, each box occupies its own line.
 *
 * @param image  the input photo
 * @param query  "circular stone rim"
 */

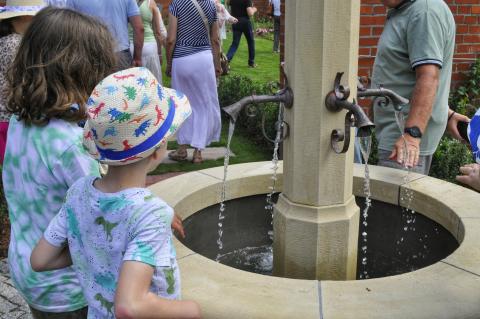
xmin=148 ymin=162 xmax=480 ymax=319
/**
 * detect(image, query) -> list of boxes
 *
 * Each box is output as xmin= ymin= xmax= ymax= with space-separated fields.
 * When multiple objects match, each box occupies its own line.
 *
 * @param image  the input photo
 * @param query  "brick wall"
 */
xmin=359 ymin=1 xmax=480 ymax=88
xmin=253 ymin=0 xmax=271 ymax=17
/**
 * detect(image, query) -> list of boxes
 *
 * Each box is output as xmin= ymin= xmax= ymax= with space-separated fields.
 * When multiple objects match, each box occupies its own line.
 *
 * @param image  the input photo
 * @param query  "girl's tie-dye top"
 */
xmin=3 ymin=117 xmax=100 ymax=312
xmin=44 ymin=176 xmax=181 ymax=318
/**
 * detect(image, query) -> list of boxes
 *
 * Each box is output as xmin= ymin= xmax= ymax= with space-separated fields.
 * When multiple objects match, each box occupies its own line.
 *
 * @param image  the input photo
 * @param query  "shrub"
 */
xmin=430 ymin=137 xmax=472 ymax=183
xmin=449 ymin=58 xmax=480 ymax=118
xmin=218 ymin=75 xmax=280 ymax=150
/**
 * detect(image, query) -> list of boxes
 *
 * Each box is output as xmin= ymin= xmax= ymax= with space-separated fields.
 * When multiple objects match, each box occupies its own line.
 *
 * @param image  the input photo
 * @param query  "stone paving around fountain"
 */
xmin=0 ymin=259 xmax=31 ymax=318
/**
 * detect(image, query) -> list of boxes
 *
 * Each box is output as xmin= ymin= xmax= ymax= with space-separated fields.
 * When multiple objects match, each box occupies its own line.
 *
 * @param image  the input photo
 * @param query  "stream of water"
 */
xmin=265 ymin=103 xmax=285 ymax=240
xmin=393 ymin=111 xmax=421 ymax=261
xmin=358 ymin=135 xmax=372 ymax=279
xmin=216 ymin=121 xmax=236 ymax=261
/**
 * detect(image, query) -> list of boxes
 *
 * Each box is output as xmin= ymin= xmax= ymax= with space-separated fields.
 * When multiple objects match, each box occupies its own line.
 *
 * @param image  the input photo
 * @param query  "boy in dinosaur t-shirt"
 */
xmin=30 ymin=68 xmax=201 ymax=318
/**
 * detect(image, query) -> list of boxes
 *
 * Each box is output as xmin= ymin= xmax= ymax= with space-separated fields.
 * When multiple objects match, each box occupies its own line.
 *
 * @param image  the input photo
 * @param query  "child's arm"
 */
xmin=114 ymin=261 xmax=201 ymax=319
xmin=31 ymin=204 xmax=70 ymax=272
xmin=31 ymin=238 xmax=72 ymax=272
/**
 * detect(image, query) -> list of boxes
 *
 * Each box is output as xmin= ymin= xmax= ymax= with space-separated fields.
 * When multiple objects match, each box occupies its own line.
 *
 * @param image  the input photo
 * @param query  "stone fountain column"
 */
xmin=273 ymin=0 xmax=360 ymax=280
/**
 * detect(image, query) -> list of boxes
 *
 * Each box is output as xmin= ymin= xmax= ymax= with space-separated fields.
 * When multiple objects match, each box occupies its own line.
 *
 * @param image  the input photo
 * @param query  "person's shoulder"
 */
xmin=412 ymin=0 xmax=452 ymax=16
xmin=65 ymin=175 xmax=94 ymax=199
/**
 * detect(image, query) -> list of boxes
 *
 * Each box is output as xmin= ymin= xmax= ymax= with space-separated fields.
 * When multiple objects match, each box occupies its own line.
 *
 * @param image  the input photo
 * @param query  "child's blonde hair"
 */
xmin=7 ymin=7 xmax=117 ymax=126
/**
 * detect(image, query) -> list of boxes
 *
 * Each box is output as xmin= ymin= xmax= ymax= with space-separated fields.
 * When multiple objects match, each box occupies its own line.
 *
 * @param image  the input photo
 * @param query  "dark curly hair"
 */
xmin=7 ymin=7 xmax=117 ymax=126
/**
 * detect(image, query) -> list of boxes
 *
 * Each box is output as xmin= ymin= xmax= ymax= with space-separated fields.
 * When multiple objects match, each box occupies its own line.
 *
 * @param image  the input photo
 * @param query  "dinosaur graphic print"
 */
xmin=95 ymin=217 xmax=119 ymax=242
xmin=155 ymin=106 xmax=165 ymax=126
xmin=163 ymin=268 xmax=176 ymax=295
xmin=134 ymin=120 xmax=151 ymax=137
xmin=89 ymin=102 xmax=106 ymax=119
xmin=108 ymin=108 xmax=132 ymax=123
xmin=123 ymin=85 xmax=137 ymax=101
xmin=128 ymin=114 xmax=148 ymax=124
xmin=113 ymin=73 xmax=135 ymax=81
xmin=103 ymin=127 xmax=118 ymax=138
xmin=94 ymin=293 xmax=114 ymax=318
xmin=122 ymin=140 xmax=132 ymax=150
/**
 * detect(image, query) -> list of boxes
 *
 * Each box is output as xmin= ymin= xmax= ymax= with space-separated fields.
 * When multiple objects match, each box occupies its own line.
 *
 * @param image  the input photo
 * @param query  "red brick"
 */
xmin=472 ymin=6 xmax=480 ymax=14
xmin=465 ymin=15 xmax=477 ymax=24
xmin=458 ymin=5 xmax=471 ymax=14
xmin=464 ymin=35 xmax=480 ymax=43
xmin=360 ymin=27 xmax=371 ymax=36
xmin=457 ymin=25 xmax=469 ymax=34
xmin=469 ymin=26 xmax=480 ymax=33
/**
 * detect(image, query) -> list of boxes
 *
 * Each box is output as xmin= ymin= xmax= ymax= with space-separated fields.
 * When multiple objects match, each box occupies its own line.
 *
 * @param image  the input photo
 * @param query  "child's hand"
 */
xmin=171 ymin=213 xmax=185 ymax=238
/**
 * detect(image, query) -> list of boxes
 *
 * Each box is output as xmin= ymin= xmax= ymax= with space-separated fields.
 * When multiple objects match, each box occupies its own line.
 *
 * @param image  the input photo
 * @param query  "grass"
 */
xmin=162 ymin=28 xmax=280 ymax=87
xmin=150 ymin=122 xmax=272 ymax=175
xmin=222 ymin=29 xmax=280 ymax=84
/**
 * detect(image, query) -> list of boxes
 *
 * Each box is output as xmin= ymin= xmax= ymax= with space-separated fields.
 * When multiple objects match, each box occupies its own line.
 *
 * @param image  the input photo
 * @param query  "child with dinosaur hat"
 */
xmin=31 ymin=67 xmax=201 ymax=318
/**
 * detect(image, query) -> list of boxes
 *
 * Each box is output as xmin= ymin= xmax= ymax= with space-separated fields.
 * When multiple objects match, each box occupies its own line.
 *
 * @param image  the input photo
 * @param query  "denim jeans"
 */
xmin=226 ymin=17 xmax=255 ymax=66
xmin=273 ymin=15 xmax=280 ymax=52
xmin=377 ymin=149 xmax=433 ymax=175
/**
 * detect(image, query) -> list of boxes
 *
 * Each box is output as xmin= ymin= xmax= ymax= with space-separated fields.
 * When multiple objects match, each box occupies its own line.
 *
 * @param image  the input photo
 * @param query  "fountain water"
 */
xmin=358 ymin=135 xmax=372 ymax=279
xmin=216 ymin=121 xmax=236 ymax=259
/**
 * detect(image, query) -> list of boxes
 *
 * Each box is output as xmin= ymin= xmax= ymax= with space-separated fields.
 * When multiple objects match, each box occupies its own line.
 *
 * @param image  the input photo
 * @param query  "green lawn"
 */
xmin=222 ymin=30 xmax=280 ymax=84
xmin=162 ymin=29 xmax=280 ymax=87
xmin=154 ymin=30 xmax=280 ymax=175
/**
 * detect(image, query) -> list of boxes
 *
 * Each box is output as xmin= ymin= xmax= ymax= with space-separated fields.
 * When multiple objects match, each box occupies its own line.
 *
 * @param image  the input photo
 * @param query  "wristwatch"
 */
xmin=404 ymin=126 xmax=422 ymax=138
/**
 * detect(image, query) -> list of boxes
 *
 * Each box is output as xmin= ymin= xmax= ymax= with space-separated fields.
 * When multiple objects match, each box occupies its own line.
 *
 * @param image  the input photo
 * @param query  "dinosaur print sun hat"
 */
xmin=83 ymin=67 xmax=191 ymax=165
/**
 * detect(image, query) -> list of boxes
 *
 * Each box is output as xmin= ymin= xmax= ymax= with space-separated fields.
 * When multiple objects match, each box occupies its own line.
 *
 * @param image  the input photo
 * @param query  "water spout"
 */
xmin=357 ymin=86 xmax=409 ymax=112
xmin=222 ymin=87 xmax=294 ymax=123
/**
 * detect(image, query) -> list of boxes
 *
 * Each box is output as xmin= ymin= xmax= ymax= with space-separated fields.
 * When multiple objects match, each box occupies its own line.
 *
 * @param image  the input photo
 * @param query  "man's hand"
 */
xmin=171 ymin=213 xmax=185 ymax=239
xmin=389 ymin=134 xmax=421 ymax=168
xmin=447 ymin=111 xmax=470 ymax=143
xmin=456 ymin=163 xmax=480 ymax=192
xmin=215 ymin=63 xmax=222 ymax=77
xmin=132 ymin=59 xmax=142 ymax=67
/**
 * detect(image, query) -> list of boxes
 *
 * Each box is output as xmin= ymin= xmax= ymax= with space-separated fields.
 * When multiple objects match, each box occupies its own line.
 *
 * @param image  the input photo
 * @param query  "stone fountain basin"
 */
xmin=148 ymin=162 xmax=480 ymax=319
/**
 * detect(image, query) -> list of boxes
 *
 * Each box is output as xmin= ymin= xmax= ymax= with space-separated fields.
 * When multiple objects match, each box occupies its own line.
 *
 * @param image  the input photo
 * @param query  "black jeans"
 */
xmin=273 ymin=15 xmax=280 ymax=52
xmin=226 ymin=17 xmax=255 ymax=66
xmin=29 ymin=306 xmax=88 ymax=319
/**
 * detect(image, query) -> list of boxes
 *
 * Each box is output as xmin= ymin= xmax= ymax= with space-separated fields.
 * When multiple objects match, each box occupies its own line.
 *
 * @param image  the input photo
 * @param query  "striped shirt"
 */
xmin=169 ymin=0 xmax=217 ymax=59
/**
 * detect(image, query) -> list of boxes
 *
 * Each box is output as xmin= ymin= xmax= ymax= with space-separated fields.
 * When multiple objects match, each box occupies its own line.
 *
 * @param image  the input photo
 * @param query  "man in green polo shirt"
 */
xmin=372 ymin=0 xmax=467 ymax=174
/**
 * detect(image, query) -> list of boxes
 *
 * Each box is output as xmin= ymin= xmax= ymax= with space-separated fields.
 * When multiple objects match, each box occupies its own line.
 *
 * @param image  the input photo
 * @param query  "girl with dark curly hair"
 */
xmin=3 ymin=7 xmax=116 ymax=318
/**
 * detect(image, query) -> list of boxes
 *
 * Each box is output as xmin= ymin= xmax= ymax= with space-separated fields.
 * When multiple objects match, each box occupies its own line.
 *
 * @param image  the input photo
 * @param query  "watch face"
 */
xmin=405 ymin=127 xmax=422 ymax=138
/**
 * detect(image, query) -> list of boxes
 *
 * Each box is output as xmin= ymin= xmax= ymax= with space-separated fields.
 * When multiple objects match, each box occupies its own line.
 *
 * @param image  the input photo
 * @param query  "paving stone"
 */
xmin=0 ymin=259 xmax=31 ymax=318
xmin=0 ymin=282 xmax=28 ymax=307
xmin=1 ymin=310 xmax=32 ymax=319
xmin=162 ymin=147 xmax=234 ymax=164
xmin=0 ymin=296 xmax=17 ymax=314
xmin=0 ymin=259 xmax=9 ymax=274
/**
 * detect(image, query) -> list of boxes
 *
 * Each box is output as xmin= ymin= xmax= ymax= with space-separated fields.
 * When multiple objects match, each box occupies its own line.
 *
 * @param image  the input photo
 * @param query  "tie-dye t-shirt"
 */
xmin=44 ymin=176 xmax=181 ymax=318
xmin=2 ymin=117 xmax=100 ymax=312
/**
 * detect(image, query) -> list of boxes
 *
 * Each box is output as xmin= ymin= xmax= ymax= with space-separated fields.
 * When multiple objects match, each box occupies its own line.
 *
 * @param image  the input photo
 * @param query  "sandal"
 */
xmin=168 ymin=147 xmax=188 ymax=161
xmin=192 ymin=149 xmax=203 ymax=164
